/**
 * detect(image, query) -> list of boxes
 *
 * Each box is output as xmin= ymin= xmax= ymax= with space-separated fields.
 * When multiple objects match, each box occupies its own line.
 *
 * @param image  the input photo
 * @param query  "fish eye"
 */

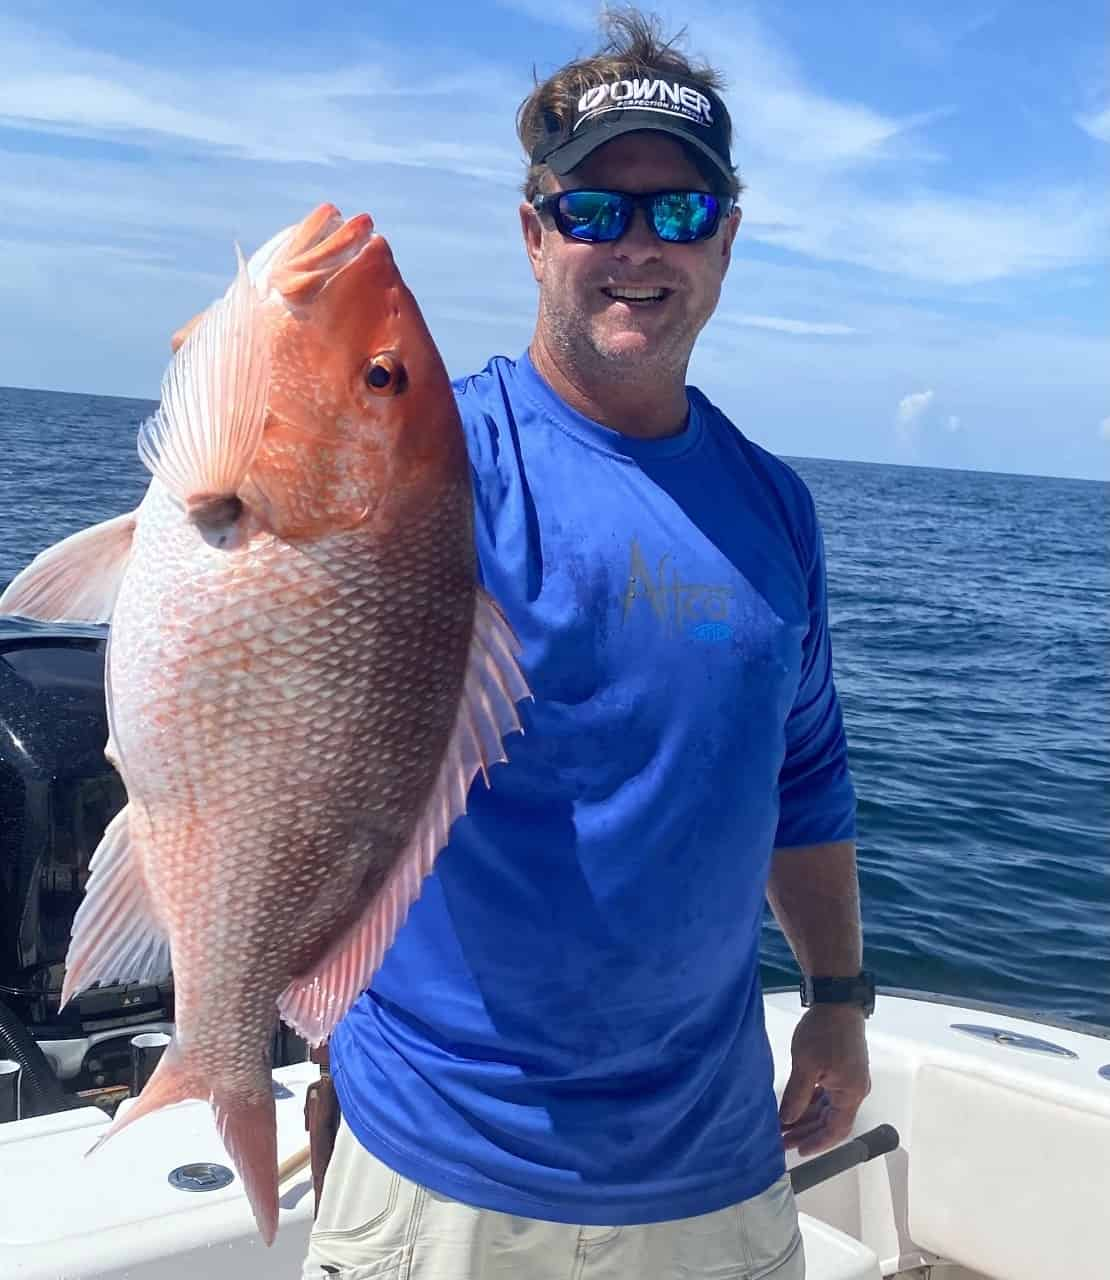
xmin=365 ymin=353 xmax=405 ymax=395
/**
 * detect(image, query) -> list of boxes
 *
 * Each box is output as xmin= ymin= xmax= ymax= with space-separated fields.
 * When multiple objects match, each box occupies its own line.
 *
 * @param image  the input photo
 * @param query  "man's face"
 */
xmin=520 ymin=132 xmax=741 ymax=383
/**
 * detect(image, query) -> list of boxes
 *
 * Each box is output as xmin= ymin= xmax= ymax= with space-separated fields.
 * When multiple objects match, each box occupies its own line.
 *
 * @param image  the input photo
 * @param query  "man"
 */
xmin=305 ymin=12 xmax=870 ymax=1279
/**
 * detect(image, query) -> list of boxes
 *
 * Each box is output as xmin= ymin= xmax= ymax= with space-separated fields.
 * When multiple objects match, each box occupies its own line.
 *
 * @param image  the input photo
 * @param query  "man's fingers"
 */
xmin=796 ymin=1128 xmax=838 ymax=1157
xmin=778 ymin=1071 xmax=820 ymax=1127
xmin=781 ymin=1087 xmax=828 ymax=1129
xmin=791 ymin=1094 xmax=860 ymax=1154
xmin=781 ymin=1118 xmax=826 ymax=1150
xmin=796 ymin=1108 xmax=854 ymax=1157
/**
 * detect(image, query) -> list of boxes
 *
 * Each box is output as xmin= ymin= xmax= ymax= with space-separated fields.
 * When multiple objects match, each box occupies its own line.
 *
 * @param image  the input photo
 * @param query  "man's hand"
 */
xmin=778 ymin=1005 xmax=871 ymax=1157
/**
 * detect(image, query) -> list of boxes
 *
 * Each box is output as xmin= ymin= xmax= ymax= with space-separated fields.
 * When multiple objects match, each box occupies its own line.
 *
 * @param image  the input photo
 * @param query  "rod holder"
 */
xmin=130 ymin=1032 xmax=170 ymax=1096
xmin=0 ymin=1059 xmax=21 ymax=1124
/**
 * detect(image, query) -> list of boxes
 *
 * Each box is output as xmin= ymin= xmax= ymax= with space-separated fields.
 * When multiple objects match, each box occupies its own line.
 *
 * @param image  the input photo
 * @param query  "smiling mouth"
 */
xmin=601 ymin=286 xmax=671 ymax=306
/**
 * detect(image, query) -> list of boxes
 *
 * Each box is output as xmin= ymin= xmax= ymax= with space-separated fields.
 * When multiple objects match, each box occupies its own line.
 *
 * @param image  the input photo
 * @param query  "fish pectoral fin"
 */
xmin=138 ymin=247 xmax=269 ymax=510
xmin=61 ymin=805 xmax=171 ymax=1007
xmin=0 ymin=510 xmax=137 ymax=623
xmin=277 ymin=587 xmax=531 ymax=1046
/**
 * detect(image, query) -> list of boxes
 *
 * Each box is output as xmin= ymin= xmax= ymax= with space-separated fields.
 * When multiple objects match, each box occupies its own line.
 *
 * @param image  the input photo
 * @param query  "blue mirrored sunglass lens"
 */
xmin=651 ymin=193 xmax=719 ymax=242
xmin=558 ymin=192 xmax=629 ymax=241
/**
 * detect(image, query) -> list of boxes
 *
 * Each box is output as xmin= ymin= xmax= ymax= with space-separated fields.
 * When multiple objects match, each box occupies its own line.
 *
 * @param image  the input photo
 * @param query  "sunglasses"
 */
xmin=532 ymin=189 xmax=729 ymax=245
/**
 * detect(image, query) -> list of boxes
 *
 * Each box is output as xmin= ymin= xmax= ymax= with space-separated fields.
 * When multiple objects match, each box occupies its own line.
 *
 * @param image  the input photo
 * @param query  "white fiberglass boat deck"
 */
xmin=1 ymin=988 xmax=1107 ymax=1279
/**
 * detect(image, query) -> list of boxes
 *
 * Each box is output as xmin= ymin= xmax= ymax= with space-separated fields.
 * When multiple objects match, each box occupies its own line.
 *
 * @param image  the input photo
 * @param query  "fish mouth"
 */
xmin=269 ymin=206 xmax=379 ymax=303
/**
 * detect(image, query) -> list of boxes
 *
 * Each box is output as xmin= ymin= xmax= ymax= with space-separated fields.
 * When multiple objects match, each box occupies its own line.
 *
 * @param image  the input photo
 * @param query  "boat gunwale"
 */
xmin=763 ymin=983 xmax=1110 ymax=1041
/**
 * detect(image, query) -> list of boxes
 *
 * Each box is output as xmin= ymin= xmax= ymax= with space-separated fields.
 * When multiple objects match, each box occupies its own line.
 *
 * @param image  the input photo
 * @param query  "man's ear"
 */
xmin=720 ymin=205 xmax=742 ymax=278
xmin=520 ymin=201 xmax=545 ymax=283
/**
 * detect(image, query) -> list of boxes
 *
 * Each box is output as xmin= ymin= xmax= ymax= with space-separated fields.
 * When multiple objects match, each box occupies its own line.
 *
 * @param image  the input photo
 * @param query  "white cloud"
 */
xmin=1077 ymin=106 xmax=1110 ymax=143
xmin=682 ymin=7 xmax=942 ymax=173
xmin=1 ymin=6 xmax=1107 ymax=482
xmin=725 ymin=314 xmax=857 ymax=337
xmin=0 ymin=19 xmax=524 ymax=180
xmin=946 ymin=414 xmax=962 ymax=433
xmin=742 ymin=184 xmax=1107 ymax=286
xmin=896 ymin=389 xmax=935 ymax=444
xmin=4 ymin=9 xmax=1106 ymax=290
xmin=656 ymin=5 xmax=1109 ymax=285
xmin=1099 ymin=417 xmax=1110 ymax=441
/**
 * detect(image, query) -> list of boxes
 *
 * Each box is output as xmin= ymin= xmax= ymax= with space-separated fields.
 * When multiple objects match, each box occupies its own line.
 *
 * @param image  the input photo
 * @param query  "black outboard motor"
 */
xmin=0 ymin=618 xmax=173 ymax=1114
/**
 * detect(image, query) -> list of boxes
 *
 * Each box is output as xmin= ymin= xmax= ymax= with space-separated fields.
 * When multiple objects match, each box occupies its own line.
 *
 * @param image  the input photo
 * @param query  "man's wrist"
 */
xmin=799 ymin=971 xmax=876 ymax=1018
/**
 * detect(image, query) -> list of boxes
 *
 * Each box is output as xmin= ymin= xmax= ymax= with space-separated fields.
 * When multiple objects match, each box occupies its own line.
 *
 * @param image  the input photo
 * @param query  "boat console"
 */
xmin=0 ymin=619 xmax=171 ymax=1112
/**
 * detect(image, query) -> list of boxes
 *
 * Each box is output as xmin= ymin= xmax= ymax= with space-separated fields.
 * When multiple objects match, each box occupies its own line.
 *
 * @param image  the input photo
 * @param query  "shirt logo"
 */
xmin=692 ymin=620 xmax=734 ymax=643
xmin=621 ymin=538 xmax=735 ymax=638
xmin=575 ymin=80 xmax=714 ymax=130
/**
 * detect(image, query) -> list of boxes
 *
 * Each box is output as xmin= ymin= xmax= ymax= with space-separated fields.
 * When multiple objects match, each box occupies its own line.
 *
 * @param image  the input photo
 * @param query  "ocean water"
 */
xmin=1 ymin=384 xmax=1107 ymax=1028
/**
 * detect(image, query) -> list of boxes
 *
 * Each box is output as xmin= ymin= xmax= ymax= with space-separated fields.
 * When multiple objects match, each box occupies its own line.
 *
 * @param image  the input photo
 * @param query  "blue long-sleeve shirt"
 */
xmin=331 ymin=351 xmax=856 ymax=1224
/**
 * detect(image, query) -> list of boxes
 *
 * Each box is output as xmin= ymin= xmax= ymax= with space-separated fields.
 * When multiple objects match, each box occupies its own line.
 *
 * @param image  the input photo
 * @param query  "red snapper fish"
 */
xmin=0 ymin=204 xmax=529 ymax=1242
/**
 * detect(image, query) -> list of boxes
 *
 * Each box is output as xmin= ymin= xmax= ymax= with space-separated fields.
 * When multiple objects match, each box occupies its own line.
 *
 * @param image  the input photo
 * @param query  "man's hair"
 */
xmin=516 ymin=7 xmax=743 ymax=203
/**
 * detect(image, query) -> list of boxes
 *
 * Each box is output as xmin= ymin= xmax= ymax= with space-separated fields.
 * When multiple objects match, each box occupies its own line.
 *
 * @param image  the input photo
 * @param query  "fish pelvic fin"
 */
xmin=277 ymin=587 xmax=531 ymax=1045
xmin=61 ymin=805 xmax=171 ymax=1007
xmin=138 ymin=247 xmax=270 ymax=513
xmin=0 ymin=510 xmax=136 ymax=623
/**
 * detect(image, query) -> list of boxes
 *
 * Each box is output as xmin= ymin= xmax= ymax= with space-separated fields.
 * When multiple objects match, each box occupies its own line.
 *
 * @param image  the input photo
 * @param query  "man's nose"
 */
xmin=614 ymin=207 xmax=661 ymax=264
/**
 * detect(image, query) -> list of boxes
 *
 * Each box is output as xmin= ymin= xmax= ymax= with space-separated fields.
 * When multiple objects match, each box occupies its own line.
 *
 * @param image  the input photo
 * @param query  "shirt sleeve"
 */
xmin=773 ymin=496 xmax=857 ymax=850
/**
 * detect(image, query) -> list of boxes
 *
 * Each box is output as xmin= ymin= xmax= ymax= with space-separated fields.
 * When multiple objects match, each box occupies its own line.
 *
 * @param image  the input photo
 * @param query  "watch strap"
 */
xmin=799 ymin=971 xmax=876 ymax=1017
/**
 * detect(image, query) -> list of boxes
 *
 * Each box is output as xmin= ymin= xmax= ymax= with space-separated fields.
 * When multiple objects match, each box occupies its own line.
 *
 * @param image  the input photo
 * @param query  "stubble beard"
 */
xmin=537 ymin=288 xmax=694 ymax=390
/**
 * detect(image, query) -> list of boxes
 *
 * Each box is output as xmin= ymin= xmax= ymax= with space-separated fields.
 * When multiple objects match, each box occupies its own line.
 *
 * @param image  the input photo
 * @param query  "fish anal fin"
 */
xmin=61 ymin=806 xmax=171 ymax=1007
xmin=0 ymin=511 xmax=136 ymax=623
xmin=277 ymin=588 xmax=531 ymax=1045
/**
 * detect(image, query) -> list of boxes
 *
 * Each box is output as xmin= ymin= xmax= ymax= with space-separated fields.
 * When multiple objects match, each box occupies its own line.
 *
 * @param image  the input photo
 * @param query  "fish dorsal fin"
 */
xmin=277 ymin=588 xmax=531 ymax=1045
xmin=60 ymin=805 xmax=171 ymax=1007
xmin=0 ymin=510 xmax=136 ymax=623
xmin=138 ymin=249 xmax=270 ymax=510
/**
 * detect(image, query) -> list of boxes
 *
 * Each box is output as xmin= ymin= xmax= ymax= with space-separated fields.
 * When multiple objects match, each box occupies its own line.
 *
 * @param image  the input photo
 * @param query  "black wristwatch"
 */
xmin=799 ymin=970 xmax=876 ymax=1018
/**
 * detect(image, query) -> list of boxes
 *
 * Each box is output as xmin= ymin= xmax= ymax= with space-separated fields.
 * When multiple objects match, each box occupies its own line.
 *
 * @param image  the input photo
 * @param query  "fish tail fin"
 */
xmin=86 ymin=1039 xmax=203 ymax=1156
xmin=138 ymin=247 xmax=270 ymax=513
xmin=88 ymin=1044 xmax=280 ymax=1246
xmin=212 ymin=1086 xmax=279 ymax=1245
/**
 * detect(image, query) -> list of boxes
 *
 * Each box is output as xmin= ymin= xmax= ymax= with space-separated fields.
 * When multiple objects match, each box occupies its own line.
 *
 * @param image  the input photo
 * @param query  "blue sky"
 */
xmin=1 ymin=1 xmax=1107 ymax=479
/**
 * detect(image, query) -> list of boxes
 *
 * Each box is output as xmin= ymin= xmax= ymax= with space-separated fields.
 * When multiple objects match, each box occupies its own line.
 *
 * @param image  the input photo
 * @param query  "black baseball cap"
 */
xmin=530 ymin=75 xmax=735 ymax=191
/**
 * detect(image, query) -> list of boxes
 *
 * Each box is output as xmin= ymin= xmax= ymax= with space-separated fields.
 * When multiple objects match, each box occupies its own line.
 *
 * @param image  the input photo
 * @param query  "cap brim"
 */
xmin=542 ymin=112 xmax=733 ymax=188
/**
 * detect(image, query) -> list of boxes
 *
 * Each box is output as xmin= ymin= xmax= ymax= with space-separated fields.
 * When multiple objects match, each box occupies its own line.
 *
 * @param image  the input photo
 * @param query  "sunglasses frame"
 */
xmin=532 ymin=188 xmax=731 ymax=245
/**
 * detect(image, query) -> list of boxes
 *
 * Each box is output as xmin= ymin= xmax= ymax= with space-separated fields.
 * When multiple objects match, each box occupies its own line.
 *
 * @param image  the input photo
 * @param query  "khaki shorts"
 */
xmin=303 ymin=1118 xmax=805 ymax=1280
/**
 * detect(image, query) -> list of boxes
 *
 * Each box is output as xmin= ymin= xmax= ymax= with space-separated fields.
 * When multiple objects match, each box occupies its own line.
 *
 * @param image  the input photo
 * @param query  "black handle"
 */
xmin=788 ymin=1124 xmax=900 ymax=1195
